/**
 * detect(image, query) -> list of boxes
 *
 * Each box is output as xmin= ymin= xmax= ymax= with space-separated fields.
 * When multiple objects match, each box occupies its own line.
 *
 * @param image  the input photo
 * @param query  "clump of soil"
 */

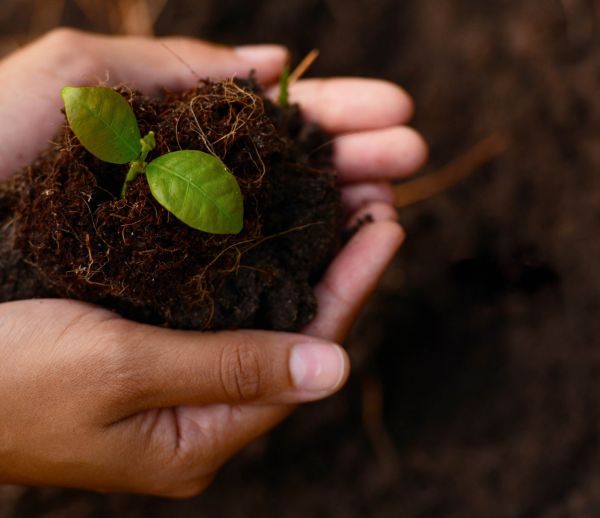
xmin=0 ymin=78 xmax=342 ymax=331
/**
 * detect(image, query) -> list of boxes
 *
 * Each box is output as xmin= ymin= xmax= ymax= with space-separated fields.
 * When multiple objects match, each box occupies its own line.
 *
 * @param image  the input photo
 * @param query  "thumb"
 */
xmin=109 ymin=320 xmax=350 ymax=413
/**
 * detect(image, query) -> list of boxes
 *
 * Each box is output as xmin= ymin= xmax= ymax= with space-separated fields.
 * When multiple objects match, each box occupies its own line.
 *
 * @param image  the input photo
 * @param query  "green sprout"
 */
xmin=278 ymin=65 xmax=290 ymax=108
xmin=61 ymin=86 xmax=244 ymax=235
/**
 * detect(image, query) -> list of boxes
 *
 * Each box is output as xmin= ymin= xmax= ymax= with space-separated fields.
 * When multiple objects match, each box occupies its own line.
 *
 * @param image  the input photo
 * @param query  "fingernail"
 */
xmin=290 ymin=343 xmax=347 ymax=394
xmin=234 ymin=44 xmax=288 ymax=64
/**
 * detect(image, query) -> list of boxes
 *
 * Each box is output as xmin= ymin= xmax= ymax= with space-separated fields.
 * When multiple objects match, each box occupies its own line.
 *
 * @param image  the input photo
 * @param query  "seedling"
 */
xmin=278 ymin=65 xmax=290 ymax=108
xmin=61 ymin=86 xmax=243 ymax=234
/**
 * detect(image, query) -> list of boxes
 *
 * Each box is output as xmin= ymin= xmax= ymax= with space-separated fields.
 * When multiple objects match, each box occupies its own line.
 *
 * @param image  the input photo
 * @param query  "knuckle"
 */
xmin=88 ymin=319 xmax=149 ymax=401
xmin=41 ymin=27 xmax=85 ymax=49
xmin=38 ymin=27 xmax=97 ymax=77
xmin=219 ymin=340 xmax=263 ymax=402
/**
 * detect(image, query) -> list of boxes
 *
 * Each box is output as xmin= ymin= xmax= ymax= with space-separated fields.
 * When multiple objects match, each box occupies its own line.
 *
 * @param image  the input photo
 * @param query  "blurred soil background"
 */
xmin=1 ymin=0 xmax=600 ymax=516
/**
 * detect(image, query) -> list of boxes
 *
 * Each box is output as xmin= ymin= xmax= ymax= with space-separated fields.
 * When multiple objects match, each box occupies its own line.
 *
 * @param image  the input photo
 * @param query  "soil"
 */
xmin=2 ymin=0 xmax=600 ymax=517
xmin=0 ymin=79 xmax=341 ymax=331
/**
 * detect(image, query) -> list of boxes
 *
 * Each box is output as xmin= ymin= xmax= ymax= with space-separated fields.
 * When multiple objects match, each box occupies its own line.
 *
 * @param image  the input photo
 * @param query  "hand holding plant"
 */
xmin=0 ymin=29 xmax=425 ymax=496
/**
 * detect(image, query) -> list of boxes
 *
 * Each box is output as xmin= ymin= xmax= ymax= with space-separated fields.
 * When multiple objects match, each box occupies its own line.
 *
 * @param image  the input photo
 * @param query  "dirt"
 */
xmin=0 ymin=79 xmax=341 ymax=331
xmin=2 ymin=0 xmax=600 ymax=517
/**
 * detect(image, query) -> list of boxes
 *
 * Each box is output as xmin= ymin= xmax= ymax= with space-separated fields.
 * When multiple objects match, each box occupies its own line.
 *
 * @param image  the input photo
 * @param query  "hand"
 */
xmin=0 ymin=29 xmax=427 ymax=496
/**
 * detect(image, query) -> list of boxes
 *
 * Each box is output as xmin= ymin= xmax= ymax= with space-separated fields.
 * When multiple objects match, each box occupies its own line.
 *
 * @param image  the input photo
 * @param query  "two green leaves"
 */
xmin=61 ymin=87 xmax=244 ymax=235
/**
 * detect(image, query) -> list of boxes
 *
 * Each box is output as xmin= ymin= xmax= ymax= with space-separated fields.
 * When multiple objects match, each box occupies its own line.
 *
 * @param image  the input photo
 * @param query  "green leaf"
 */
xmin=146 ymin=150 xmax=244 ymax=234
xmin=61 ymin=86 xmax=141 ymax=164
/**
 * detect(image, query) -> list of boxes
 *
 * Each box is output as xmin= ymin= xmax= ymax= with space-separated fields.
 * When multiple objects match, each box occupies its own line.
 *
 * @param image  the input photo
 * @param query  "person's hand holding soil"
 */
xmin=0 ymin=29 xmax=427 ymax=496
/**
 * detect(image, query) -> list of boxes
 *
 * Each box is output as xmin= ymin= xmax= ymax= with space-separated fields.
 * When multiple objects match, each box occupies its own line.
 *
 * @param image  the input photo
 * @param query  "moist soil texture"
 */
xmin=0 ymin=79 xmax=342 ymax=331
xmin=2 ymin=0 xmax=600 ymax=517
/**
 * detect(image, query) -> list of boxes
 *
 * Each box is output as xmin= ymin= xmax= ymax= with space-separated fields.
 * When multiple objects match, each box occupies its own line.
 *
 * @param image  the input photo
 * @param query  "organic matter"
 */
xmin=0 ymin=78 xmax=342 ymax=331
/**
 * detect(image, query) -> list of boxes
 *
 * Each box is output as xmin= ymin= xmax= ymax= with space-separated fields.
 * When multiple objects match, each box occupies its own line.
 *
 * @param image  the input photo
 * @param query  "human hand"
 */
xmin=0 ymin=29 xmax=426 ymax=496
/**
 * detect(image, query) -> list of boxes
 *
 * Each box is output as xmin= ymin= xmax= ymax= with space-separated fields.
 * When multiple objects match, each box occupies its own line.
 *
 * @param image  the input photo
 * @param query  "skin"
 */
xmin=0 ymin=29 xmax=427 ymax=497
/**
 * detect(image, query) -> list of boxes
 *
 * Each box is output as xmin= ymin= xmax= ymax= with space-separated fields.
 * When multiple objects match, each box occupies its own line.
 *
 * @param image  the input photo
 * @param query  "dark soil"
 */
xmin=2 ymin=0 xmax=600 ymax=517
xmin=0 ymin=79 xmax=341 ymax=331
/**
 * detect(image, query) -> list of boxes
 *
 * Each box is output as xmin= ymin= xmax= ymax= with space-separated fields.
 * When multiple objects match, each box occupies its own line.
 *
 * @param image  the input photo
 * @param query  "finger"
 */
xmin=304 ymin=220 xmax=405 ymax=343
xmin=340 ymin=182 xmax=395 ymax=215
xmin=108 ymin=324 xmax=350 ymax=413
xmin=267 ymin=78 xmax=414 ymax=133
xmin=334 ymin=126 xmax=429 ymax=184
xmin=92 ymin=35 xmax=288 ymax=92
xmin=345 ymin=201 xmax=398 ymax=228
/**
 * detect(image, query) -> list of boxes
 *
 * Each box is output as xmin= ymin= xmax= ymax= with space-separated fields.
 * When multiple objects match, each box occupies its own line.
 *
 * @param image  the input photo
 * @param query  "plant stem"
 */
xmin=139 ymin=131 xmax=156 ymax=162
xmin=121 ymin=131 xmax=156 ymax=197
xmin=278 ymin=65 xmax=290 ymax=108
xmin=122 ymin=161 xmax=145 ymax=197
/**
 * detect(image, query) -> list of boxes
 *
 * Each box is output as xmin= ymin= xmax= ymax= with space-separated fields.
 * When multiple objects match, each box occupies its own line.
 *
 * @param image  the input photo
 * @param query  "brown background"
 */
xmin=1 ymin=0 xmax=600 ymax=516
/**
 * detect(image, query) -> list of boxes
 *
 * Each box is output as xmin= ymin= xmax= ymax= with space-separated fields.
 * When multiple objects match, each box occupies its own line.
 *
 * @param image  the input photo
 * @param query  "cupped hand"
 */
xmin=0 ymin=29 xmax=427 ymax=496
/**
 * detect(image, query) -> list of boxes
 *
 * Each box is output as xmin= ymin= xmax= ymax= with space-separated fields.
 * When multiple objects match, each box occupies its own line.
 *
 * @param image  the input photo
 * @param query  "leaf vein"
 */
xmin=155 ymin=162 xmax=233 ymax=218
xmin=79 ymin=100 xmax=139 ymax=157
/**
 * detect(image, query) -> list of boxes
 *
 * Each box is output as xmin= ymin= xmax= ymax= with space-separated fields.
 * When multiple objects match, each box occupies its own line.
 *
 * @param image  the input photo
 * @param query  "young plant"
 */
xmin=61 ymin=86 xmax=244 ymax=235
xmin=278 ymin=65 xmax=290 ymax=108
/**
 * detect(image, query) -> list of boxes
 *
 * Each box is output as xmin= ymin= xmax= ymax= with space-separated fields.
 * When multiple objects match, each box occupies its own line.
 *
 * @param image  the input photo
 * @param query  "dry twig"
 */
xmin=289 ymin=49 xmax=320 ymax=84
xmin=395 ymin=131 xmax=510 ymax=208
